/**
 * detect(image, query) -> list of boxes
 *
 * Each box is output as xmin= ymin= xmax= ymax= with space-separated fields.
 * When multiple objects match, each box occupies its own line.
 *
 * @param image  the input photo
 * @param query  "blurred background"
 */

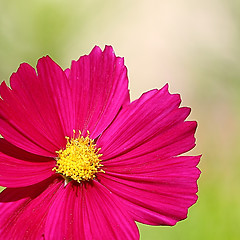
xmin=0 ymin=0 xmax=240 ymax=239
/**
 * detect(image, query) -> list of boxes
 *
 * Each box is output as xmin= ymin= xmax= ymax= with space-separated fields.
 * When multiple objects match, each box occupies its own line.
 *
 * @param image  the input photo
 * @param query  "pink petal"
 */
xmin=0 ymin=139 xmax=55 ymax=187
xmin=0 ymin=46 xmax=129 ymax=156
xmin=0 ymin=176 xmax=63 ymax=239
xmin=0 ymin=62 xmax=67 ymax=157
xmin=64 ymin=68 xmax=70 ymax=77
xmin=96 ymin=85 xmax=200 ymax=225
xmin=45 ymin=180 xmax=139 ymax=240
xmin=68 ymin=45 xmax=130 ymax=139
xmin=36 ymin=56 xmax=75 ymax=137
xmin=98 ymin=155 xmax=201 ymax=226
xmin=98 ymin=85 xmax=195 ymax=160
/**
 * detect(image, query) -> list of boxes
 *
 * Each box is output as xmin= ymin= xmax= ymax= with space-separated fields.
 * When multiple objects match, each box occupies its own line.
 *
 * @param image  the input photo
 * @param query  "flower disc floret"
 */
xmin=53 ymin=131 xmax=103 ymax=182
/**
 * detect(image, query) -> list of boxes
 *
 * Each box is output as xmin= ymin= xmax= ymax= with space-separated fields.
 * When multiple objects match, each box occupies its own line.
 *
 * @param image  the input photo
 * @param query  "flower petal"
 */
xmin=0 ymin=139 xmax=55 ymax=188
xmin=98 ymin=85 xmax=195 ymax=160
xmin=0 ymin=176 xmax=62 ymax=239
xmin=98 ymin=155 xmax=201 ymax=226
xmin=0 ymin=46 xmax=129 ymax=156
xmin=45 ymin=180 xmax=139 ymax=240
xmin=0 ymin=62 xmax=67 ymax=157
xmin=68 ymin=45 xmax=130 ymax=139
xmin=36 ymin=55 xmax=75 ymax=137
xmin=96 ymin=85 xmax=200 ymax=225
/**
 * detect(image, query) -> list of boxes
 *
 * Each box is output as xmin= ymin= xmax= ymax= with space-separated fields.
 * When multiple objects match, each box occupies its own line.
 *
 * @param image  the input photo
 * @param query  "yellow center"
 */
xmin=53 ymin=131 xmax=104 ymax=183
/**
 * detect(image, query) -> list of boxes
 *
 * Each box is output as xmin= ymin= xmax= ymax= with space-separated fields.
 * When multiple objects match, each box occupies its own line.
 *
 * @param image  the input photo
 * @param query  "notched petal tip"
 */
xmin=161 ymin=83 xmax=182 ymax=103
xmin=188 ymin=121 xmax=198 ymax=133
xmin=163 ymin=82 xmax=169 ymax=90
xmin=195 ymin=155 xmax=202 ymax=179
xmin=36 ymin=55 xmax=55 ymax=67
xmin=103 ymin=45 xmax=116 ymax=56
xmin=90 ymin=45 xmax=103 ymax=55
xmin=0 ymin=81 xmax=11 ymax=97
xmin=75 ymin=45 xmax=103 ymax=63
xmin=91 ymin=45 xmax=123 ymax=60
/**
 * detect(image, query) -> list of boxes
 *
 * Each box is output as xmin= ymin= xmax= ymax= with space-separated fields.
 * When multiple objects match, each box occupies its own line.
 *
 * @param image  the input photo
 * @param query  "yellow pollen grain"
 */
xmin=53 ymin=130 xmax=104 ymax=183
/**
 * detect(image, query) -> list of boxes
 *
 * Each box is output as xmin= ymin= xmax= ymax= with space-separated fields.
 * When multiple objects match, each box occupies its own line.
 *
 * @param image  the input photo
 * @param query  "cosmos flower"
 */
xmin=0 ymin=46 xmax=200 ymax=240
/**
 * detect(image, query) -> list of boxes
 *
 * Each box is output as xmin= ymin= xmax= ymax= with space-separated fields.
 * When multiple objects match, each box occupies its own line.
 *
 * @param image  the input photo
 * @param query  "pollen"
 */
xmin=53 ymin=130 xmax=104 ymax=183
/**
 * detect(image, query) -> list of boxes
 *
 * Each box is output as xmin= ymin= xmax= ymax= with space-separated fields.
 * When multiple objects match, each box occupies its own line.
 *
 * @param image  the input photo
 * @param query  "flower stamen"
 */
xmin=53 ymin=130 xmax=104 ymax=183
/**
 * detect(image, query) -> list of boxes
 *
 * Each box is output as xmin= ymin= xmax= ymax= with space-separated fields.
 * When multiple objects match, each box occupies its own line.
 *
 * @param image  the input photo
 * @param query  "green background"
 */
xmin=1 ymin=0 xmax=240 ymax=239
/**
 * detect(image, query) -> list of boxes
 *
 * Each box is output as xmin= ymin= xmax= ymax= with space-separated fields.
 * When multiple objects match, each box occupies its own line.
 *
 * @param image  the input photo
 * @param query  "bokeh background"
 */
xmin=0 ymin=0 xmax=240 ymax=239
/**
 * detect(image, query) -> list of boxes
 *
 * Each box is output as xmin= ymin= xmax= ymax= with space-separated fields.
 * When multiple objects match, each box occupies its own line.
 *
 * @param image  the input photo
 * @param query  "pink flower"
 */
xmin=0 ymin=46 xmax=200 ymax=240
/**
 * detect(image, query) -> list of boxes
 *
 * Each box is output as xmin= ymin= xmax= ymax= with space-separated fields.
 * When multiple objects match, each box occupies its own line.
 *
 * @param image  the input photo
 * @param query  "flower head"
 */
xmin=0 ymin=46 xmax=201 ymax=239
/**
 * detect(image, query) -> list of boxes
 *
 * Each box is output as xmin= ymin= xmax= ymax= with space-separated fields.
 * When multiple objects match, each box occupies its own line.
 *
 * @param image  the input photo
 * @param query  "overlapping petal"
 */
xmin=0 ymin=139 xmax=55 ymax=188
xmin=99 ymin=156 xmax=200 ymax=226
xmin=0 ymin=62 xmax=68 ymax=156
xmin=98 ymin=85 xmax=195 ymax=160
xmin=68 ymin=46 xmax=130 ymax=139
xmin=45 ymin=180 xmax=139 ymax=240
xmin=0 ymin=46 xmax=129 ymax=156
xmin=0 ymin=176 xmax=63 ymax=239
xmin=96 ymin=85 xmax=200 ymax=225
